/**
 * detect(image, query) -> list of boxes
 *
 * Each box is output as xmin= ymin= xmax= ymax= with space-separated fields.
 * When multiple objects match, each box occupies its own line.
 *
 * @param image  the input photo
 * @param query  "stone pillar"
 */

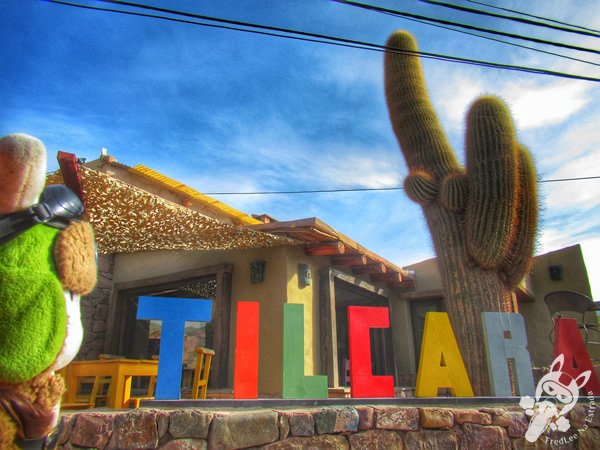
xmin=77 ymin=253 xmax=114 ymax=360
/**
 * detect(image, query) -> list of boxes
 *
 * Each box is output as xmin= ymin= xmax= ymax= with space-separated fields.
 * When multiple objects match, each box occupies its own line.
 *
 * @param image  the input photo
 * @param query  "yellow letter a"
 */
xmin=415 ymin=312 xmax=474 ymax=397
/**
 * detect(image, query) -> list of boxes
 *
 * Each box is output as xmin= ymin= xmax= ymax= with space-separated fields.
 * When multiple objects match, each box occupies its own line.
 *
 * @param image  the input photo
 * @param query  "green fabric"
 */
xmin=0 ymin=225 xmax=66 ymax=383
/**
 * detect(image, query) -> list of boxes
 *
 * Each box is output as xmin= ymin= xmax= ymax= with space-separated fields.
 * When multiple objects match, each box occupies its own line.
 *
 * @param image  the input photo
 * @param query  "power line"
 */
xmin=466 ymin=0 xmax=600 ymax=35
xmin=45 ymin=0 xmax=377 ymax=52
xmin=538 ymin=175 xmax=600 ymax=184
xmin=332 ymin=0 xmax=600 ymax=55
xmin=206 ymin=187 xmax=402 ymax=196
xmin=419 ymin=0 xmax=600 ymax=38
xmin=47 ymin=0 xmax=600 ymax=82
xmin=204 ymin=176 xmax=600 ymax=196
xmin=383 ymin=7 xmax=600 ymax=68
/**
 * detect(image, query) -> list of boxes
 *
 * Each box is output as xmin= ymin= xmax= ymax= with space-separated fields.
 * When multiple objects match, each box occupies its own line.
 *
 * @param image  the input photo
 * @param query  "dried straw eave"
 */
xmin=77 ymin=167 xmax=296 ymax=254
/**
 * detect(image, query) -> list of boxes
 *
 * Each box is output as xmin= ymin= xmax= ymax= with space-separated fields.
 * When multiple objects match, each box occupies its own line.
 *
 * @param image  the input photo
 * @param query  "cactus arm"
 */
xmin=440 ymin=171 xmax=468 ymax=212
xmin=500 ymin=145 xmax=538 ymax=287
xmin=404 ymin=170 xmax=439 ymax=204
xmin=465 ymin=96 xmax=519 ymax=269
xmin=384 ymin=31 xmax=461 ymax=177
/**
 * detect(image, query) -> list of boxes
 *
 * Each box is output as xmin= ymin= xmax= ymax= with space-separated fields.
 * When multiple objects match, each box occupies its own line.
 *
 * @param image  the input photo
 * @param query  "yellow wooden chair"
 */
xmin=128 ymin=355 xmax=159 ymax=408
xmin=129 ymin=350 xmax=214 ymax=405
xmin=59 ymin=354 xmax=123 ymax=409
xmin=60 ymin=375 xmax=112 ymax=410
xmin=128 ymin=376 xmax=157 ymax=408
xmin=191 ymin=347 xmax=215 ymax=399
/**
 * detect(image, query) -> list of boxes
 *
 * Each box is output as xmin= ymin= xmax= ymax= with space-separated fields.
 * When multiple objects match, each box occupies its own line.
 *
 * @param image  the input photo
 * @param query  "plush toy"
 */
xmin=0 ymin=133 xmax=97 ymax=449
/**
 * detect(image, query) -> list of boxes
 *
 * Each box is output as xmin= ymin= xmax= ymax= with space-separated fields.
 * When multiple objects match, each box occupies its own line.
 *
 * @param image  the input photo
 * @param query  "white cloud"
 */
xmin=182 ymin=173 xmax=273 ymax=216
xmin=503 ymin=80 xmax=591 ymax=130
xmin=425 ymin=69 xmax=592 ymax=137
xmin=429 ymin=73 xmax=486 ymax=133
xmin=312 ymin=151 xmax=403 ymax=189
xmin=542 ymin=147 xmax=600 ymax=211
xmin=581 ymin=238 xmax=600 ymax=300
xmin=539 ymin=112 xmax=600 ymax=169
xmin=311 ymin=47 xmax=382 ymax=89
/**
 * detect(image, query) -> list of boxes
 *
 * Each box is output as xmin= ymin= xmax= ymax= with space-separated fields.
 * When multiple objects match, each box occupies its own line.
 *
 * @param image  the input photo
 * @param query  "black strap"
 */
xmin=0 ymin=185 xmax=84 ymax=245
xmin=0 ymin=208 xmax=43 ymax=245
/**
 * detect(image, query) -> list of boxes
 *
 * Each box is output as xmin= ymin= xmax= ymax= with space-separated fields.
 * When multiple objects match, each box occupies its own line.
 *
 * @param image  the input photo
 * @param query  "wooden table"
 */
xmin=62 ymin=359 xmax=158 ymax=409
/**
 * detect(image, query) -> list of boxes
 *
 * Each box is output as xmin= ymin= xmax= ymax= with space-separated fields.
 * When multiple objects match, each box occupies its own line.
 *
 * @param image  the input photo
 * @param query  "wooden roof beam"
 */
xmin=370 ymin=272 xmax=402 ymax=284
xmin=352 ymin=263 xmax=387 ymax=275
xmin=331 ymin=255 xmax=368 ymax=266
xmin=387 ymin=279 xmax=416 ymax=290
xmin=304 ymin=241 xmax=346 ymax=256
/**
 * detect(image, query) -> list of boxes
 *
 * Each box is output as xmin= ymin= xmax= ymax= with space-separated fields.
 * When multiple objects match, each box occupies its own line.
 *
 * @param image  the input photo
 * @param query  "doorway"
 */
xmin=319 ymin=268 xmax=395 ymax=388
xmin=120 ymin=276 xmax=216 ymax=392
xmin=335 ymin=278 xmax=395 ymax=386
xmin=410 ymin=296 xmax=445 ymax=369
xmin=106 ymin=264 xmax=233 ymax=388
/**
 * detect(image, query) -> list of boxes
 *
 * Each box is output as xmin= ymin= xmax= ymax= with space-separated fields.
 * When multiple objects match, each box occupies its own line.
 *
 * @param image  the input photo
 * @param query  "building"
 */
xmin=49 ymin=152 xmax=414 ymax=396
xmin=400 ymin=244 xmax=598 ymax=375
xmin=49 ymin=151 xmax=597 ymax=397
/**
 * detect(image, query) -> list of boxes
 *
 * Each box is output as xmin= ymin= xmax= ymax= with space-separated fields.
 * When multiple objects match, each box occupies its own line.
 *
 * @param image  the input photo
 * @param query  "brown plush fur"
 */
xmin=0 ymin=369 xmax=65 ymax=447
xmin=54 ymin=221 xmax=98 ymax=295
xmin=0 ymin=134 xmax=46 ymax=215
xmin=0 ymin=412 xmax=18 ymax=450
xmin=0 ymin=133 xmax=97 ymax=447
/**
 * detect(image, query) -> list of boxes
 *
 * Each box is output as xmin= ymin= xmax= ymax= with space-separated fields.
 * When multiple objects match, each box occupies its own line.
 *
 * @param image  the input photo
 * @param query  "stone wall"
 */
xmin=77 ymin=253 xmax=114 ymax=360
xmin=50 ymin=403 xmax=599 ymax=449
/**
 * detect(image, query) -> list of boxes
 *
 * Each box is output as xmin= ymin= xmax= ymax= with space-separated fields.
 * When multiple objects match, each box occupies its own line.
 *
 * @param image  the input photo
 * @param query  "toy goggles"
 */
xmin=0 ymin=185 xmax=84 ymax=245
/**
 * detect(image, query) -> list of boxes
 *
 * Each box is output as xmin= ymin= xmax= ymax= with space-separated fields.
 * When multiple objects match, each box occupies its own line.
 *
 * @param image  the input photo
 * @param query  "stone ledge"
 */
xmin=50 ymin=402 xmax=600 ymax=449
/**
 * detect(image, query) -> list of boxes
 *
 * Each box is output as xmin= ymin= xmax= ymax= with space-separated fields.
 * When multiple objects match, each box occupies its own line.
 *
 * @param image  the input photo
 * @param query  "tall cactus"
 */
xmin=384 ymin=31 xmax=538 ymax=395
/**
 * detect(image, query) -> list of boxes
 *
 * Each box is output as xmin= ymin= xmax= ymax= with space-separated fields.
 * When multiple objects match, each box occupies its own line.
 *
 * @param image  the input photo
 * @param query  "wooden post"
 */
xmin=319 ymin=268 xmax=339 ymax=388
xmin=212 ymin=268 xmax=233 ymax=388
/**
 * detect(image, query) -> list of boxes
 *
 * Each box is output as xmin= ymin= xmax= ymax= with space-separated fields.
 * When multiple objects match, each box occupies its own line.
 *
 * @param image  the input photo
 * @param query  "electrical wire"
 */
xmin=44 ymin=0 xmax=378 ymax=52
xmin=46 ymin=0 xmax=600 ymax=82
xmin=382 ymin=8 xmax=600 ymax=68
xmin=332 ymin=0 xmax=600 ymax=55
xmin=466 ymin=0 xmax=600 ymax=35
xmin=418 ymin=0 xmax=600 ymax=38
xmin=203 ymin=176 xmax=600 ymax=196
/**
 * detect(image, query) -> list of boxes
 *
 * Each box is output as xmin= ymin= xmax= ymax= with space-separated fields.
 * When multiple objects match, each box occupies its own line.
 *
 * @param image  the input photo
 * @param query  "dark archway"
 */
xmin=105 ymin=264 xmax=233 ymax=389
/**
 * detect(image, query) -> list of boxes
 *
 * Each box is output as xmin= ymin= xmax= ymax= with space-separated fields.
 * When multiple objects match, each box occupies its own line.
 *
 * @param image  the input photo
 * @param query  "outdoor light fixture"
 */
xmin=298 ymin=263 xmax=312 ymax=287
xmin=250 ymin=261 xmax=266 ymax=284
xmin=549 ymin=265 xmax=563 ymax=281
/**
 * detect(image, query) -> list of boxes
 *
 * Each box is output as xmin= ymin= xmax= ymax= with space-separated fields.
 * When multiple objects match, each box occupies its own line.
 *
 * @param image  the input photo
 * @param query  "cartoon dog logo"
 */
xmin=520 ymin=354 xmax=591 ymax=442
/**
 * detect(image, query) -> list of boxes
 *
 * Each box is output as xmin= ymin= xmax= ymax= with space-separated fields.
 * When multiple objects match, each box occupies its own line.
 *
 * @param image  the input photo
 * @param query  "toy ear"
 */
xmin=0 ymin=134 xmax=47 ymax=214
xmin=54 ymin=221 xmax=97 ymax=294
xmin=574 ymin=370 xmax=592 ymax=389
xmin=550 ymin=354 xmax=564 ymax=373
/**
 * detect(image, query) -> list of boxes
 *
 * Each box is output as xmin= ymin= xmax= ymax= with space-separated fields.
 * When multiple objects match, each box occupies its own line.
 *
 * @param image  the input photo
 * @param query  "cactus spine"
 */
xmin=384 ymin=31 xmax=538 ymax=395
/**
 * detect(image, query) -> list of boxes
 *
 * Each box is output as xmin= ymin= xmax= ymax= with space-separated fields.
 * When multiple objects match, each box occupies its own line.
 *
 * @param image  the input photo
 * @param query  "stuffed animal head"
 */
xmin=0 ymin=133 xmax=96 ymax=384
xmin=0 ymin=133 xmax=47 ymax=215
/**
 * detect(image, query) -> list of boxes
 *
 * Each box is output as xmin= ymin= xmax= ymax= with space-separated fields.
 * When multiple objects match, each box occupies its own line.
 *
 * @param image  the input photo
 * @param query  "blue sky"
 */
xmin=2 ymin=0 xmax=599 ymax=298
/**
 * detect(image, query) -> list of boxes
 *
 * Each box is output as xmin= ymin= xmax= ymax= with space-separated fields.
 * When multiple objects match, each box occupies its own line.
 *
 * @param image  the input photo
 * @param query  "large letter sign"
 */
xmin=415 ymin=312 xmax=474 ymax=397
xmin=482 ymin=312 xmax=535 ymax=396
xmin=553 ymin=317 xmax=600 ymax=394
xmin=347 ymin=306 xmax=394 ymax=398
xmin=282 ymin=303 xmax=328 ymax=398
xmin=137 ymin=296 xmax=212 ymax=400
xmin=233 ymin=301 xmax=260 ymax=399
